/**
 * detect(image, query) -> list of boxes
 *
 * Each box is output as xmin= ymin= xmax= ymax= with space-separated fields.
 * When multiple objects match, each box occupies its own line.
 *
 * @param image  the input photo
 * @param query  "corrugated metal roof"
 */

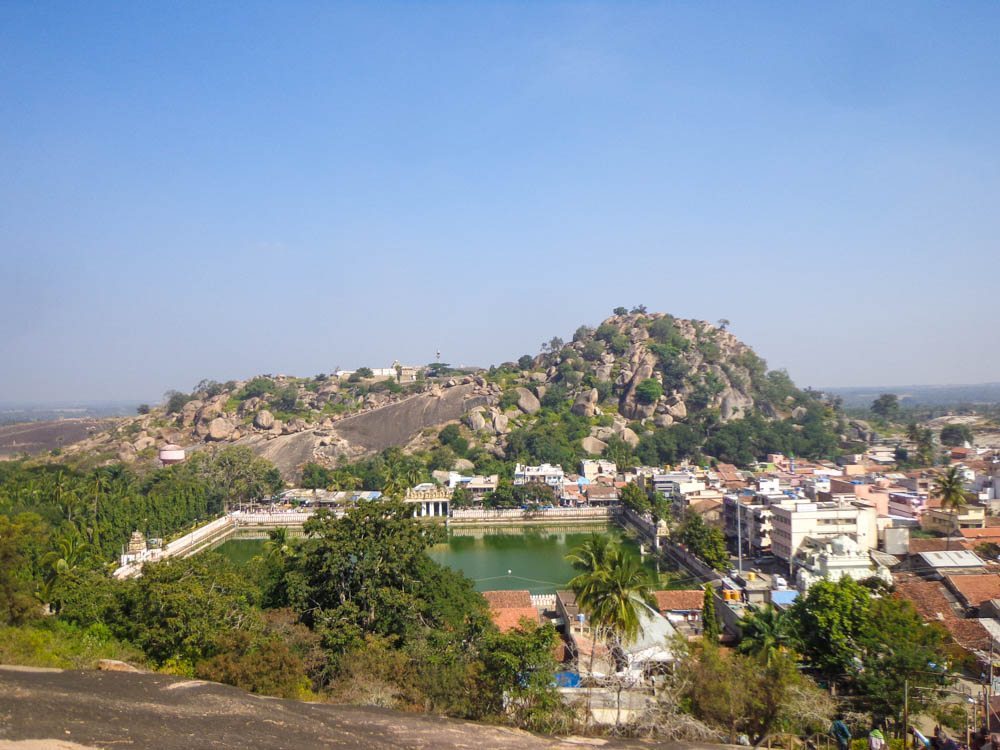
xmin=918 ymin=550 xmax=985 ymax=568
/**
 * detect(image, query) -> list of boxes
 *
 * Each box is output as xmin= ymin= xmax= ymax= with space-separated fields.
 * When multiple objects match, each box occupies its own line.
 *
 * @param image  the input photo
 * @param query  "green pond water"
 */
xmin=214 ymin=523 xmax=677 ymax=595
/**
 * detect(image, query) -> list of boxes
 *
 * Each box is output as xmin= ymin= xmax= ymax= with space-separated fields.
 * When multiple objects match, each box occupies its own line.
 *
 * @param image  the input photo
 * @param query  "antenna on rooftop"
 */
xmin=436 ymin=350 xmax=441 ymax=362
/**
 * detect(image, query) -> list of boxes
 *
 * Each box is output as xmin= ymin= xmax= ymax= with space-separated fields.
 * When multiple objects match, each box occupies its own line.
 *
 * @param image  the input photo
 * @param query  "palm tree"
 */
xmin=567 ymin=534 xmax=614 ymax=589
xmin=585 ymin=551 xmax=656 ymax=648
xmin=38 ymin=531 xmax=96 ymax=611
xmin=263 ymin=527 xmax=292 ymax=561
xmin=567 ymin=541 xmax=656 ymax=728
xmin=737 ymin=604 xmax=795 ymax=666
xmin=933 ymin=466 xmax=968 ymax=549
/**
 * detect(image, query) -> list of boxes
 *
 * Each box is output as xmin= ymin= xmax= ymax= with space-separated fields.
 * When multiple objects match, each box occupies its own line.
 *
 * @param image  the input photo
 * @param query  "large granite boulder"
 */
xmin=515 ymin=387 xmax=541 ymax=414
xmin=581 ymin=436 xmax=608 ymax=455
xmin=180 ymin=400 xmax=202 ymax=427
xmin=571 ymin=388 xmax=599 ymax=418
xmin=492 ymin=413 xmax=510 ymax=434
xmin=207 ymin=417 xmax=235 ymax=441
xmin=620 ymin=427 xmax=640 ymax=448
xmin=254 ymin=410 xmax=275 ymax=430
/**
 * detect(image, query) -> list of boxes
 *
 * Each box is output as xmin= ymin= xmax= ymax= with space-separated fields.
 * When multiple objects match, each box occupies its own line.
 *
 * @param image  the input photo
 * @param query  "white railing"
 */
xmin=531 ymin=594 xmax=557 ymax=609
xmin=231 ymin=511 xmax=316 ymax=526
xmin=450 ymin=507 xmax=615 ymax=521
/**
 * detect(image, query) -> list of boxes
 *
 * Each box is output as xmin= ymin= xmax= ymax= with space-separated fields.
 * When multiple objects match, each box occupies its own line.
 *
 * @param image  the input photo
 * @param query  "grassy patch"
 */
xmin=0 ymin=620 xmax=146 ymax=670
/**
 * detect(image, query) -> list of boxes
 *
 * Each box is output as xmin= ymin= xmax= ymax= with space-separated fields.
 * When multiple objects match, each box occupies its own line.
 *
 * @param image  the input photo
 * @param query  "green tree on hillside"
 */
xmin=0 ymin=514 xmax=47 ymax=625
xmin=288 ymin=500 xmax=485 ymax=655
xmin=940 ymin=424 xmax=973 ymax=446
xmin=635 ymin=378 xmax=664 ymax=404
xmin=870 ymin=393 xmax=900 ymax=421
xmin=477 ymin=622 xmax=568 ymax=732
xmin=300 ymin=462 xmax=331 ymax=492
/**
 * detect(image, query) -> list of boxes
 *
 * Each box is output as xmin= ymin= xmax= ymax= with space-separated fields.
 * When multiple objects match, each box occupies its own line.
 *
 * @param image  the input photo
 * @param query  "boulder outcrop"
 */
xmin=514 ymin=387 xmax=541 ymax=414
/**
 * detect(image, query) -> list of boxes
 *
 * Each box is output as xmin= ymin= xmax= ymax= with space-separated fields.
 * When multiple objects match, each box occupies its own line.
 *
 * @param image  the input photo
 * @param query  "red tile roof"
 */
xmin=946 ymin=575 xmax=1000 ymax=608
xmin=960 ymin=528 xmax=1000 ymax=541
xmin=654 ymin=590 xmax=704 ymax=612
xmin=894 ymin=579 xmax=959 ymax=622
xmin=586 ymin=485 xmax=619 ymax=499
xmin=908 ymin=539 xmax=956 ymax=554
xmin=482 ymin=590 xmax=540 ymax=632
xmin=492 ymin=608 xmax=541 ymax=632
xmin=944 ymin=619 xmax=993 ymax=652
xmin=483 ymin=590 xmax=533 ymax=609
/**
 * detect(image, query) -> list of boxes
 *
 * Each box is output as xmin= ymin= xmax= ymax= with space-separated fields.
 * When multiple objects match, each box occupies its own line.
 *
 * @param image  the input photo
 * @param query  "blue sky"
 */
xmin=2 ymin=2 xmax=998 ymax=401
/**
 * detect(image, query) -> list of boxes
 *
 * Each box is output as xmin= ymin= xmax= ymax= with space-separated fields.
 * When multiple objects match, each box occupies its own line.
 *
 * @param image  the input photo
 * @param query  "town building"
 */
xmin=724 ymin=494 xmax=774 ymax=555
xmin=792 ymin=534 xmax=893 ymax=592
xmin=482 ymin=590 xmax=540 ymax=632
xmin=653 ymin=589 xmax=704 ymax=638
xmin=921 ymin=504 xmax=986 ymax=535
xmin=584 ymin=484 xmax=620 ymax=506
xmin=445 ymin=472 xmax=499 ymax=498
xmin=769 ymin=500 xmax=878 ymax=563
xmin=580 ymin=459 xmax=617 ymax=482
xmin=514 ymin=463 xmax=565 ymax=488
xmin=403 ymin=486 xmax=450 ymax=518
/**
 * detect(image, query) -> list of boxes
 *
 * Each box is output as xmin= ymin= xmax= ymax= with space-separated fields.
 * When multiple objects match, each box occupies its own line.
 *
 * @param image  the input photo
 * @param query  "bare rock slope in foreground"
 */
xmin=0 ymin=665 xmax=667 ymax=750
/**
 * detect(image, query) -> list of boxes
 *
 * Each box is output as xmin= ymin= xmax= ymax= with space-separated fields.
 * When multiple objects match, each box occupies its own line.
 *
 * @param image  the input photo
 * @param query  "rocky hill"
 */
xmin=58 ymin=311 xmax=839 ymax=476
xmin=0 ymin=665 xmax=666 ymax=749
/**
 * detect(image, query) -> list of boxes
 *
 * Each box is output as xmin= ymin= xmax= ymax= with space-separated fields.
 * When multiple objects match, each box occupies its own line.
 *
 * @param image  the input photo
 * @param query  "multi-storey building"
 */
xmin=769 ymin=500 xmax=878 ymax=562
xmin=723 ymin=494 xmax=774 ymax=556
xmin=513 ymin=463 xmax=565 ymax=488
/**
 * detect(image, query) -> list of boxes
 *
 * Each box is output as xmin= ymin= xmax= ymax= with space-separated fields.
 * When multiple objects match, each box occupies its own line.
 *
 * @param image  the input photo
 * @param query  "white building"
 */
xmin=793 ymin=534 xmax=893 ymax=592
xmin=514 ymin=463 xmax=565 ymax=488
xmin=724 ymin=494 xmax=774 ymax=555
xmin=403 ymin=486 xmax=451 ymax=518
xmin=580 ymin=459 xmax=617 ymax=482
xmin=770 ymin=500 xmax=878 ymax=563
xmin=446 ymin=472 xmax=499 ymax=498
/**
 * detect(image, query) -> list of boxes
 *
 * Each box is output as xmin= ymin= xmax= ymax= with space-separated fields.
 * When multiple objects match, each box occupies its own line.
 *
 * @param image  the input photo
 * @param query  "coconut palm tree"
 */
xmin=263 ymin=527 xmax=292 ymax=560
xmin=933 ymin=466 xmax=968 ymax=549
xmin=38 ymin=531 xmax=96 ymax=611
xmin=737 ymin=604 xmax=795 ymax=666
xmin=581 ymin=551 xmax=656 ymax=647
xmin=568 ymin=543 xmax=656 ymax=728
xmin=566 ymin=534 xmax=615 ymax=594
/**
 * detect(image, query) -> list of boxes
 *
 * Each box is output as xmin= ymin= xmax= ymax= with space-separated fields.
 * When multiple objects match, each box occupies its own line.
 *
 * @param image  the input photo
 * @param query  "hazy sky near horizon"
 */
xmin=2 ymin=3 xmax=999 ymax=402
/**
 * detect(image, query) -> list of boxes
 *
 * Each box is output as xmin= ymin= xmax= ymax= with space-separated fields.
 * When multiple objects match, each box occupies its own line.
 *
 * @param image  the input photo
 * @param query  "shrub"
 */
xmin=499 ymin=389 xmax=521 ymax=411
xmin=635 ymin=378 xmax=664 ymax=404
xmin=239 ymin=377 xmax=275 ymax=400
xmin=164 ymin=390 xmax=192 ymax=414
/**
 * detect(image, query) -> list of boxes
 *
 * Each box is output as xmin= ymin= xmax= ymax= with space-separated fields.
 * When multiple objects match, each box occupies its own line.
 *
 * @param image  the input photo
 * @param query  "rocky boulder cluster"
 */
xmin=57 ymin=310 xmax=823 ymax=474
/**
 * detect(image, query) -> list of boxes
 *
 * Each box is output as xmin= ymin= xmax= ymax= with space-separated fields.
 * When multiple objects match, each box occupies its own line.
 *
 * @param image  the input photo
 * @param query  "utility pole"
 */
xmin=903 ymin=679 xmax=909 ymax=750
xmin=736 ymin=499 xmax=743 ymax=575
